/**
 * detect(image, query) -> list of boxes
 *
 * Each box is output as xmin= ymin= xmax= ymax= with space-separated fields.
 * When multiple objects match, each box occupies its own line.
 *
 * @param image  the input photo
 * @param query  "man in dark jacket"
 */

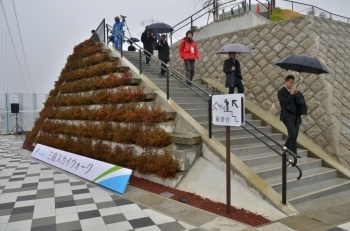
xmin=223 ymin=52 xmax=243 ymax=94
xmin=277 ymin=75 xmax=303 ymax=158
xmin=141 ymin=26 xmax=155 ymax=66
xmin=157 ymin=34 xmax=170 ymax=77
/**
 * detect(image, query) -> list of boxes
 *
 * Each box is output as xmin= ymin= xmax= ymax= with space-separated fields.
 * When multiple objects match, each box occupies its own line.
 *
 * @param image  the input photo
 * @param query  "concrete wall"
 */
xmin=193 ymin=11 xmax=270 ymax=41
xmin=169 ymin=15 xmax=350 ymax=169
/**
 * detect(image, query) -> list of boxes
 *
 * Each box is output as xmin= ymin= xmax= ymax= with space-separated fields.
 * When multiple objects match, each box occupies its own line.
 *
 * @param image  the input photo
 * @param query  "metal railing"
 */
xmin=170 ymin=0 xmax=249 ymax=44
xmin=106 ymin=24 xmax=213 ymax=138
xmin=243 ymin=120 xmax=302 ymax=204
xmin=284 ymin=0 xmax=350 ymax=23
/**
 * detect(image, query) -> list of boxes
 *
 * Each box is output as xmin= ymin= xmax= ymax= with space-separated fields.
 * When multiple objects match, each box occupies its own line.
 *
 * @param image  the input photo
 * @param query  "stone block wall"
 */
xmin=169 ymin=15 xmax=350 ymax=168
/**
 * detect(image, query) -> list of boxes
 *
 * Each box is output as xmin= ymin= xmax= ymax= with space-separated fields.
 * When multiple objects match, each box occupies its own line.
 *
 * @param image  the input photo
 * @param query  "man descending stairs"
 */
xmin=122 ymin=50 xmax=350 ymax=214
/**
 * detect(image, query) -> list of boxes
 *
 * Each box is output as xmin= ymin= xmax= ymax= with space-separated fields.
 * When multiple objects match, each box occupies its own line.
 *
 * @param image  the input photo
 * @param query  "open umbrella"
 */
xmin=216 ymin=43 xmax=251 ymax=54
xmin=126 ymin=37 xmax=140 ymax=44
xmin=275 ymin=54 xmax=329 ymax=74
xmin=145 ymin=22 xmax=173 ymax=33
xmin=275 ymin=54 xmax=329 ymax=86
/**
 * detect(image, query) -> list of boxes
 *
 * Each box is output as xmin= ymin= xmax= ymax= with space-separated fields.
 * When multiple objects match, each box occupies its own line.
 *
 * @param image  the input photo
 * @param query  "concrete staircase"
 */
xmin=122 ymin=51 xmax=350 ymax=214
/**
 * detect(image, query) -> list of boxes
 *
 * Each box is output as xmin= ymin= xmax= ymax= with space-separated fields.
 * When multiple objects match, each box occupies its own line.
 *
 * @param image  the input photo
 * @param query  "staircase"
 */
xmin=122 ymin=50 xmax=350 ymax=214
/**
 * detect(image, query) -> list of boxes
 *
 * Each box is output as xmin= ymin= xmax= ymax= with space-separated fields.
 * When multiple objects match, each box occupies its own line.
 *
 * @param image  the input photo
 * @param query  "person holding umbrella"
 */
xmin=277 ymin=75 xmax=306 ymax=158
xmin=179 ymin=30 xmax=200 ymax=87
xmin=157 ymin=34 xmax=170 ymax=77
xmin=223 ymin=52 xmax=244 ymax=94
xmin=141 ymin=26 xmax=155 ymax=66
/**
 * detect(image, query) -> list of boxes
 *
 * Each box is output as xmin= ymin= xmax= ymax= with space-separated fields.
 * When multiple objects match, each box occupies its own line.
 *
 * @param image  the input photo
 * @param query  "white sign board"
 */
xmin=212 ymin=94 xmax=245 ymax=126
xmin=32 ymin=144 xmax=132 ymax=194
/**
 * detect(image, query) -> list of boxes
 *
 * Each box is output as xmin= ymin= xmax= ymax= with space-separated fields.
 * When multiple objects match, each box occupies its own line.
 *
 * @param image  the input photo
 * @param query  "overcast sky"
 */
xmin=0 ymin=0 xmax=349 ymax=94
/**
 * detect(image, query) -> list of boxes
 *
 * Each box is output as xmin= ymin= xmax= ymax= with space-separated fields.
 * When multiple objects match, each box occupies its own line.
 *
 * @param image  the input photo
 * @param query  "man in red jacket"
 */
xmin=179 ymin=31 xmax=200 ymax=87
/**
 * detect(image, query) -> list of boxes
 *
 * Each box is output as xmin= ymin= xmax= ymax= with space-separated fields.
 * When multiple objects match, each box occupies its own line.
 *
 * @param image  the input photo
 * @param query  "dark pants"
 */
xmin=145 ymin=49 xmax=153 ymax=64
xmin=229 ymin=78 xmax=244 ymax=94
xmin=282 ymin=116 xmax=301 ymax=155
xmin=160 ymin=59 xmax=168 ymax=75
xmin=184 ymin=60 xmax=195 ymax=84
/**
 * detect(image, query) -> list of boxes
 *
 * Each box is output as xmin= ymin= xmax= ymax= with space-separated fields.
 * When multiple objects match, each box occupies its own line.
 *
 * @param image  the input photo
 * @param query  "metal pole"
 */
xmin=282 ymin=151 xmax=287 ymax=205
xmin=120 ymin=34 xmax=123 ymax=57
xmin=292 ymin=2 xmax=293 ymax=11
xmin=170 ymin=33 xmax=172 ymax=45
xmin=226 ymin=126 xmax=231 ymax=214
xmin=103 ymin=18 xmax=106 ymax=43
xmin=5 ymin=93 xmax=9 ymax=134
xmin=166 ymin=65 xmax=170 ymax=100
xmin=249 ymin=0 xmax=251 ymax=10
xmin=191 ymin=16 xmax=193 ymax=30
xmin=209 ymin=95 xmax=212 ymax=138
xmin=139 ymin=49 xmax=142 ymax=74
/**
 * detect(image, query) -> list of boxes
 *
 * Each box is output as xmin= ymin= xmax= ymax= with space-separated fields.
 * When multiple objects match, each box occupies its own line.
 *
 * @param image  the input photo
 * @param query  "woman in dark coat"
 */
xmin=157 ymin=34 xmax=170 ymax=77
xmin=141 ymin=26 xmax=155 ymax=66
xmin=223 ymin=52 xmax=244 ymax=94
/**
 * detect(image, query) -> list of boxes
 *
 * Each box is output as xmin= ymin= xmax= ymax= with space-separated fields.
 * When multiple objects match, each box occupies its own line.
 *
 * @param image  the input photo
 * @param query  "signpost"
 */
xmin=212 ymin=94 xmax=245 ymax=214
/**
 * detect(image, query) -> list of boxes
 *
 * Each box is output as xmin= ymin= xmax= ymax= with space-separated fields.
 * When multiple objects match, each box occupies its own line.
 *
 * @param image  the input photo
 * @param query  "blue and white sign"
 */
xmin=32 ymin=144 xmax=132 ymax=194
xmin=212 ymin=94 xmax=245 ymax=126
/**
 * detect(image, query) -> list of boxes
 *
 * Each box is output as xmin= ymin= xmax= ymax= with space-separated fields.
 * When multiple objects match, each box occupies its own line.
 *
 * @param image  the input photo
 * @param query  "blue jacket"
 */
xmin=113 ymin=22 xmax=125 ymax=36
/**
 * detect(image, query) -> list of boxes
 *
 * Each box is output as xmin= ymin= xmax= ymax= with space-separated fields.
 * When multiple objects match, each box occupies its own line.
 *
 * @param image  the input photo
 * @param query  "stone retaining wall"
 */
xmin=169 ymin=15 xmax=350 ymax=168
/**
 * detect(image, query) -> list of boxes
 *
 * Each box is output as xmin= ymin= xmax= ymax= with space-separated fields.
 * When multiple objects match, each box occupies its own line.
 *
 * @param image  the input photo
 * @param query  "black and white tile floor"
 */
xmin=0 ymin=136 xmax=203 ymax=231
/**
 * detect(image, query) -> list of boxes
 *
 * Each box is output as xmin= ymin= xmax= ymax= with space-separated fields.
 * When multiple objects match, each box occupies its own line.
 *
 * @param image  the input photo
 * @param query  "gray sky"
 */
xmin=0 ymin=0 xmax=349 ymax=94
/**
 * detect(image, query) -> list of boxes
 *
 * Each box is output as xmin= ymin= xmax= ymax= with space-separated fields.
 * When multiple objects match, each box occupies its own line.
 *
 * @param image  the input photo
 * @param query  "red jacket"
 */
xmin=179 ymin=38 xmax=200 ymax=60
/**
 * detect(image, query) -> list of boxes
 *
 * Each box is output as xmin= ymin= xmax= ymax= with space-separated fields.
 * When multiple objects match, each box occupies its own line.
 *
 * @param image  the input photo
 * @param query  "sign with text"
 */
xmin=212 ymin=94 xmax=245 ymax=126
xmin=32 ymin=144 xmax=132 ymax=194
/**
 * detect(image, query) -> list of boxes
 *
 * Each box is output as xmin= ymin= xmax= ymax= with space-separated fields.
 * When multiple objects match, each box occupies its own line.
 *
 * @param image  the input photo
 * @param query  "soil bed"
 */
xmin=129 ymin=176 xmax=270 ymax=226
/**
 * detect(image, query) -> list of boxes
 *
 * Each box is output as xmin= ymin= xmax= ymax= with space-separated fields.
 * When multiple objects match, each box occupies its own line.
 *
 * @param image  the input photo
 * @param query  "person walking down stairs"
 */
xmin=179 ymin=30 xmax=200 ymax=87
xmin=157 ymin=34 xmax=170 ymax=77
xmin=141 ymin=26 xmax=155 ymax=66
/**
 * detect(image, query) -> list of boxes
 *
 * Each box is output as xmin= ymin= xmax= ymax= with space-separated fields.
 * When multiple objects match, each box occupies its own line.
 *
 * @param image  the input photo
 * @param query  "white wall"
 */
xmin=193 ymin=11 xmax=270 ymax=41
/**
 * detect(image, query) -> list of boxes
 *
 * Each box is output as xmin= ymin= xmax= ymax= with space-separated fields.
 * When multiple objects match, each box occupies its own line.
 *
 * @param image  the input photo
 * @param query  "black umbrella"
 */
xmin=275 ymin=54 xmax=329 ymax=74
xmin=145 ymin=22 xmax=173 ymax=33
xmin=126 ymin=37 xmax=140 ymax=44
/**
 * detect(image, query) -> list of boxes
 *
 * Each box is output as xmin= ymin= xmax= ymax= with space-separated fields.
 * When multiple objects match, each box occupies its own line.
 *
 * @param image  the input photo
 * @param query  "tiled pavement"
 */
xmin=0 ymin=136 xmax=250 ymax=231
xmin=3 ymin=135 xmax=350 ymax=231
xmin=0 ymin=136 xmax=207 ymax=231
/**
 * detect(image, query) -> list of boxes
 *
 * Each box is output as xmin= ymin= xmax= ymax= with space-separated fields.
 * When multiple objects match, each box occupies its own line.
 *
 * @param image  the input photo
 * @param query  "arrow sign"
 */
xmin=232 ymin=100 xmax=238 ymax=108
xmin=212 ymin=94 xmax=245 ymax=127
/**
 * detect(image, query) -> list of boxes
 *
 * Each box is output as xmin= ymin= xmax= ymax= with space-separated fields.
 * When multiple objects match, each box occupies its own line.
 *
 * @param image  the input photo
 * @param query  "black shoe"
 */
xmin=160 ymin=74 xmax=165 ymax=77
xmin=296 ymin=154 xmax=302 ymax=158
xmin=187 ymin=83 xmax=193 ymax=87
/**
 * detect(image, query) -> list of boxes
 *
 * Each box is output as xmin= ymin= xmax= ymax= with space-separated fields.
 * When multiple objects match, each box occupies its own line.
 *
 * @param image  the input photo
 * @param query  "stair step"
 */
xmin=269 ymin=167 xmax=337 ymax=194
xmin=241 ymin=149 xmax=308 ymax=167
xmin=211 ymin=125 xmax=272 ymax=137
xmin=293 ymin=190 xmax=350 ymax=213
xmin=253 ymin=157 xmax=322 ymax=179
xmin=200 ymin=120 xmax=262 ymax=130
xmin=231 ymin=141 xmax=284 ymax=155
xmin=216 ymin=133 xmax=283 ymax=146
xmin=289 ymin=178 xmax=350 ymax=205
xmin=177 ymin=103 xmax=208 ymax=110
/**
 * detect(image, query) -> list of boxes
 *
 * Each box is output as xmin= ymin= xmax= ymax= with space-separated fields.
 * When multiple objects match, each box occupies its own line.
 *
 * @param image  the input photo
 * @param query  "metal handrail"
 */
xmin=106 ymin=24 xmax=213 ymax=137
xmin=284 ymin=0 xmax=350 ymax=23
xmin=170 ymin=0 xmax=248 ymax=44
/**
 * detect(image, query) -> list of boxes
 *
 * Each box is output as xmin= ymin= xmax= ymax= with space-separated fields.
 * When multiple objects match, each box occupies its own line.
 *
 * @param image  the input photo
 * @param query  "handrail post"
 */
xmin=139 ymin=49 xmax=142 ymax=74
xmin=282 ymin=150 xmax=287 ymax=205
xmin=166 ymin=65 xmax=170 ymax=99
xmin=120 ymin=34 xmax=123 ymax=57
xmin=249 ymin=0 xmax=251 ymax=10
xmin=209 ymin=95 xmax=212 ymax=138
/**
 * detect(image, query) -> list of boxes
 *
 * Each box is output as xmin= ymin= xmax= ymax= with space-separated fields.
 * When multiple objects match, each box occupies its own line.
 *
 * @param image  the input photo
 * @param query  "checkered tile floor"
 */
xmin=0 ymin=137 xmax=202 ymax=231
